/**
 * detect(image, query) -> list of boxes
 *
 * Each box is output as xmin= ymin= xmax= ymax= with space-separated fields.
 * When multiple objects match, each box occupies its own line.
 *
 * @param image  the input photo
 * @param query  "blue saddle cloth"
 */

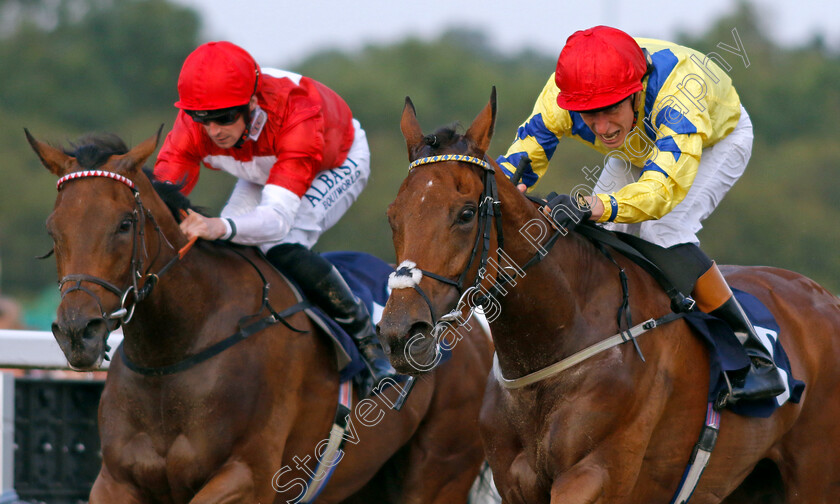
xmin=314 ymin=251 xmax=453 ymax=384
xmin=298 ymin=251 xmax=445 ymax=386
xmin=683 ymin=288 xmax=805 ymax=418
xmin=292 ymin=251 xmax=391 ymax=383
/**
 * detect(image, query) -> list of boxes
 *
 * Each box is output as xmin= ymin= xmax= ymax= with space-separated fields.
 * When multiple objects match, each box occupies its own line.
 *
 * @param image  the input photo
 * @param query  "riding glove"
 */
xmin=545 ymin=193 xmax=592 ymax=232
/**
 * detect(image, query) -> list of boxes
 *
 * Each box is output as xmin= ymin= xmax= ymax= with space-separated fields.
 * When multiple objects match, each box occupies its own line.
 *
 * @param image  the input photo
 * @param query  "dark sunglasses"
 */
xmin=186 ymin=107 xmax=245 ymax=126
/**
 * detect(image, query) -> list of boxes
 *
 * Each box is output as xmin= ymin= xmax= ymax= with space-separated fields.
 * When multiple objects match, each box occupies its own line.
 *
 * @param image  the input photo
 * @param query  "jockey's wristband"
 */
xmin=220 ymin=218 xmax=237 ymax=241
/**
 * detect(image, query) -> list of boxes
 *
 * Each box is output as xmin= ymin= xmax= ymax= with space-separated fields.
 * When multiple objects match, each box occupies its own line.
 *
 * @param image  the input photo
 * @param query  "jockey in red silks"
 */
xmin=154 ymin=41 xmax=393 ymax=393
xmin=497 ymin=26 xmax=785 ymax=404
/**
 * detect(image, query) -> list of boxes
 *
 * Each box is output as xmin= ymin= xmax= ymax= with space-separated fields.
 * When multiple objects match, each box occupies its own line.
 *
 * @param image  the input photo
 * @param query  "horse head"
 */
xmin=26 ymin=127 xmax=180 ymax=370
xmin=378 ymin=89 xmax=500 ymax=374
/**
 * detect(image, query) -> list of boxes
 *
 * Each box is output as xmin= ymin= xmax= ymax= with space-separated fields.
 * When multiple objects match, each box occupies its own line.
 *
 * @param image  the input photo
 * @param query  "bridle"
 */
xmin=54 ymin=170 xmax=188 ymax=332
xmin=388 ymin=154 xmax=563 ymax=329
xmin=53 ymin=169 xmax=308 ymax=376
xmin=389 ymin=155 xmax=691 ymax=391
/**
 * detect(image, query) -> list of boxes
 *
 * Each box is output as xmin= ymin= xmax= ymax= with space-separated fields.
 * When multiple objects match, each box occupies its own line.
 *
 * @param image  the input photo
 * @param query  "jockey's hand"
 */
xmin=543 ymin=193 xmax=593 ymax=231
xmin=517 ymin=183 xmax=527 ymax=193
xmin=179 ymin=209 xmax=227 ymax=241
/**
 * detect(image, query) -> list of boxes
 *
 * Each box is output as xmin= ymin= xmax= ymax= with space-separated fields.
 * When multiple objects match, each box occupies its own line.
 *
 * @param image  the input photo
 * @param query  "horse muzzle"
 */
xmin=51 ymin=315 xmax=110 ymax=370
xmin=377 ymin=313 xmax=439 ymax=375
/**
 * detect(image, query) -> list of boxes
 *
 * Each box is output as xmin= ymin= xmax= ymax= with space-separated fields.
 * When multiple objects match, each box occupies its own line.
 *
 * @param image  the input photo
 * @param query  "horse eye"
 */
xmin=117 ymin=218 xmax=133 ymax=234
xmin=457 ymin=207 xmax=477 ymax=225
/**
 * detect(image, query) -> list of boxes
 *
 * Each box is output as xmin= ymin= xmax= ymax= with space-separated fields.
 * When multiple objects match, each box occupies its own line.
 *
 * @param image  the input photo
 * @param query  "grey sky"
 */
xmin=170 ymin=0 xmax=839 ymax=67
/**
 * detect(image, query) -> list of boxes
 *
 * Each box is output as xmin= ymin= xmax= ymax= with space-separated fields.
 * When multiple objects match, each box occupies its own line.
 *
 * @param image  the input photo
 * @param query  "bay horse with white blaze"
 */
xmin=27 ymin=128 xmax=492 ymax=503
xmin=377 ymin=90 xmax=840 ymax=503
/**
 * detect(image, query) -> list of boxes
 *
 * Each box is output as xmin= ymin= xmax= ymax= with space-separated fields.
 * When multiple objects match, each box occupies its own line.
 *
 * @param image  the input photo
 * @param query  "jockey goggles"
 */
xmin=185 ymin=106 xmax=246 ymax=126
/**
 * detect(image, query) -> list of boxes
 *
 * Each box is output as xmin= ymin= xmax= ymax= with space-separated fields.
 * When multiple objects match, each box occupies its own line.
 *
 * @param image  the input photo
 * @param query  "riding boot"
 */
xmin=311 ymin=267 xmax=397 ymax=394
xmin=692 ymin=262 xmax=786 ymax=404
xmin=266 ymin=244 xmax=396 ymax=397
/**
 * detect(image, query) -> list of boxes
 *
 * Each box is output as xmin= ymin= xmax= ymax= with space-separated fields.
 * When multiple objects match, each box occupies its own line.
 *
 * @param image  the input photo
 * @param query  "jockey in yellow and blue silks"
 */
xmin=497 ymin=26 xmax=785 ymax=406
xmin=498 ymin=29 xmax=743 ymax=228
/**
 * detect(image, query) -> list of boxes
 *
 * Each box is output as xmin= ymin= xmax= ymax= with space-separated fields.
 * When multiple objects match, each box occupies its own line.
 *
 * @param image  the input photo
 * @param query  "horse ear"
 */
xmin=464 ymin=86 xmax=497 ymax=154
xmin=114 ymin=124 xmax=164 ymax=175
xmin=24 ymin=128 xmax=76 ymax=177
xmin=400 ymin=97 xmax=425 ymax=159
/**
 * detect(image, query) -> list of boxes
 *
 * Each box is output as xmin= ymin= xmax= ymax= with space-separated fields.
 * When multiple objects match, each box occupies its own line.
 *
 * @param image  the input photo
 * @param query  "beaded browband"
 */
xmin=56 ymin=170 xmax=136 ymax=191
xmin=408 ymin=154 xmax=491 ymax=172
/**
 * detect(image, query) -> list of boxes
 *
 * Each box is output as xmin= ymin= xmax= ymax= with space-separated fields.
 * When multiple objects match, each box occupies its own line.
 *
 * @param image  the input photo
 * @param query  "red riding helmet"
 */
xmin=555 ymin=26 xmax=647 ymax=111
xmin=175 ymin=41 xmax=261 ymax=111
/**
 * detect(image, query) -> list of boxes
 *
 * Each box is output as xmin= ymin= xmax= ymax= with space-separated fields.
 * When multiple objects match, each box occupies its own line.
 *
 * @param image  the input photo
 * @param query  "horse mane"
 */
xmin=418 ymin=122 xmax=473 ymax=157
xmin=145 ymin=168 xmax=208 ymax=220
xmin=65 ymin=132 xmax=205 ymax=221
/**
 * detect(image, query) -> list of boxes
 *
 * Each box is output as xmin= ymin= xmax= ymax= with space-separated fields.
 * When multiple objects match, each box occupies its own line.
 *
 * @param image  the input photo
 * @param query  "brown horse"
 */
xmin=27 ymin=129 xmax=493 ymax=503
xmin=378 ymin=90 xmax=840 ymax=503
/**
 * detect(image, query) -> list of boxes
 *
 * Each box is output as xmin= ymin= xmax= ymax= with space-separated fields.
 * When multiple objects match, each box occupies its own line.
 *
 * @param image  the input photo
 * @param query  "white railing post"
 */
xmin=0 ymin=372 xmax=18 ymax=504
xmin=0 ymin=329 xmax=119 ymax=502
xmin=0 ymin=329 xmax=121 ymax=369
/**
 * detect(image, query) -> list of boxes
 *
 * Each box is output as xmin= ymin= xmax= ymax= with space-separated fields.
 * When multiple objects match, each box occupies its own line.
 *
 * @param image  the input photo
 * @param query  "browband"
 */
xmin=56 ymin=170 xmax=136 ymax=191
xmin=408 ymin=154 xmax=491 ymax=172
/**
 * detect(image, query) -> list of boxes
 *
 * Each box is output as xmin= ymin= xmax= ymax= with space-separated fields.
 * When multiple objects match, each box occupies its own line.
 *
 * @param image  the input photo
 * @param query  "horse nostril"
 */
xmin=408 ymin=321 xmax=433 ymax=340
xmin=83 ymin=319 xmax=107 ymax=342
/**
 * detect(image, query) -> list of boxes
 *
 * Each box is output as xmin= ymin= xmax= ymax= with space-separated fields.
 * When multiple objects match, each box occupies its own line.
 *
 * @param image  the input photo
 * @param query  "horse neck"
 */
xmin=121 ymin=240 xmax=258 ymax=368
xmin=487 ymin=170 xmax=622 ymax=377
xmin=117 ymin=184 xmax=235 ymax=368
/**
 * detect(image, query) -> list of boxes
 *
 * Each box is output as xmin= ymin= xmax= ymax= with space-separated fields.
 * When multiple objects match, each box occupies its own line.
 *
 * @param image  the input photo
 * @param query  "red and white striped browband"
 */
xmin=56 ymin=170 xmax=136 ymax=191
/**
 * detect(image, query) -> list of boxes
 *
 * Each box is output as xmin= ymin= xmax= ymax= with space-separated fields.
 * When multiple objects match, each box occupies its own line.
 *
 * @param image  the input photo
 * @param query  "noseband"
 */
xmin=55 ymin=170 xmax=182 ymax=331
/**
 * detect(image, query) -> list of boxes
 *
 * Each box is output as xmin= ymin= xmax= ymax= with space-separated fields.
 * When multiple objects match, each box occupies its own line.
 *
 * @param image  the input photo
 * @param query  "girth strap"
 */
xmin=299 ymin=380 xmax=354 ymax=503
xmin=670 ymin=403 xmax=721 ymax=503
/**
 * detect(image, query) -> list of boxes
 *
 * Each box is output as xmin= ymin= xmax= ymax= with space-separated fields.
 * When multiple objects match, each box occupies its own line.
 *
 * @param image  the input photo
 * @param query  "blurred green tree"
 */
xmin=0 ymin=0 xmax=837 ymax=322
xmin=675 ymin=1 xmax=840 ymax=291
xmin=0 ymin=0 xmax=204 ymax=306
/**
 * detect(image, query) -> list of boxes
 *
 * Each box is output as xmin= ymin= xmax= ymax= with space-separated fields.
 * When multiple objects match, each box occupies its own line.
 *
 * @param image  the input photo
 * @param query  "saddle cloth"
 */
xmin=684 ymin=288 xmax=805 ymax=418
xmin=283 ymin=251 xmax=390 ymax=383
xmin=295 ymin=251 xmax=445 ymax=385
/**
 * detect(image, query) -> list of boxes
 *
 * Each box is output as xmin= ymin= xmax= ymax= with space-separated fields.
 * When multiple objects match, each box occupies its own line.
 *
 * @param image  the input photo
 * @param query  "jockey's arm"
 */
xmin=497 ymin=75 xmax=567 ymax=190
xmin=212 ymin=120 xmax=321 ymax=245
xmin=180 ymin=114 xmax=320 ymax=245
xmin=178 ymin=182 xmax=302 ymax=244
xmin=522 ymin=183 xmax=606 ymax=222
xmin=217 ymin=183 xmax=301 ymax=245
xmin=592 ymin=133 xmax=703 ymax=224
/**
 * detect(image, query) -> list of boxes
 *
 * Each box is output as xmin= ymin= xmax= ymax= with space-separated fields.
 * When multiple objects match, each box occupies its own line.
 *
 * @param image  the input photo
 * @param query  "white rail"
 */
xmin=0 ymin=329 xmax=120 ymax=503
xmin=1 ymin=373 xmax=14 ymax=504
xmin=0 ymin=329 xmax=121 ymax=370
